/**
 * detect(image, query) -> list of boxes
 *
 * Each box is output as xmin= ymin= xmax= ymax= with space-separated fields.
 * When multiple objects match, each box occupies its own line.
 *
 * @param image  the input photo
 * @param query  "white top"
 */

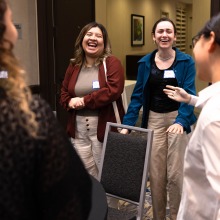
xmin=189 ymin=94 xmax=199 ymax=107
xmin=177 ymin=81 xmax=220 ymax=220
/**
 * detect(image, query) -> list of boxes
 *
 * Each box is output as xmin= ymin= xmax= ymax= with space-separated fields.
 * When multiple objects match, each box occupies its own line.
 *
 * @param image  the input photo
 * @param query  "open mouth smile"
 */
xmin=87 ymin=41 xmax=98 ymax=48
xmin=160 ymin=38 xmax=169 ymax=43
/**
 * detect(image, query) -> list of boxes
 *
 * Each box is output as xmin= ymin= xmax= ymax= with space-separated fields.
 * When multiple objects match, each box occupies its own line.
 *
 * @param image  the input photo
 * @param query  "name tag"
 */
xmin=164 ymin=70 xmax=175 ymax=78
xmin=93 ymin=80 xmax=100 ymax=89
xmin=0 ymin=71 xmax=8 ymax=78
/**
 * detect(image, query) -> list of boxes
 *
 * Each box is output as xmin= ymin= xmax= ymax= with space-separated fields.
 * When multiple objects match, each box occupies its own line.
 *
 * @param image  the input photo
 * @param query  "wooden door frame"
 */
xmin=36 ymin=0 xmax=56 ymax=109
xmin=36 ymin=0 xmax=95 ymax=110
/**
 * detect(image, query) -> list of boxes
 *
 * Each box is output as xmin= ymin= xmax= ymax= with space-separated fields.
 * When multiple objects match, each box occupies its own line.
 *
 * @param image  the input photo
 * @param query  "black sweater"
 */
xmin=0 ymin=94 xmax=91 ymax=220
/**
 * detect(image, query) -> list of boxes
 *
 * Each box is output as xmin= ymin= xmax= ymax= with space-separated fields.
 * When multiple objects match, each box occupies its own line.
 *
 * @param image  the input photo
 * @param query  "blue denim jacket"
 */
xmin=123 ymin=48 xmax=197 ymax=133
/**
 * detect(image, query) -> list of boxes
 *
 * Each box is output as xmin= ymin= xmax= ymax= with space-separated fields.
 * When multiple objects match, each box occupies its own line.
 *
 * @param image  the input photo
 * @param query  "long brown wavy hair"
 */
xmin=0 ymin=0 xmax=38 ymax=136
xmin=70 ymin=22 xmax=112 ymax=66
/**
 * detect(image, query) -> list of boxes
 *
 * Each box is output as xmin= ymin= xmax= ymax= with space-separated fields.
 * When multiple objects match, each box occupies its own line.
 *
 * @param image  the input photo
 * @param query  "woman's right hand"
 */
xmin=120 ymin=129 xmax=129 ymax=134
xmin=163 ymin=85 xmax=191 ymax=104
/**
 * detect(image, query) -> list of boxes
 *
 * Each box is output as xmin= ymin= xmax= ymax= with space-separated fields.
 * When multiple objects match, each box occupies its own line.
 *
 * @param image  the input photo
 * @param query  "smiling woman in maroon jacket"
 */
xmin=60 ymin=22 xmax=125 ymax=178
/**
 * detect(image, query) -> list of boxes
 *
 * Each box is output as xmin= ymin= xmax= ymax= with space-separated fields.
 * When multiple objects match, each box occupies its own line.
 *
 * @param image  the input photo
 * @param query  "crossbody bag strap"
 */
xmin=103 ymin=58 xmax=121 ymax=124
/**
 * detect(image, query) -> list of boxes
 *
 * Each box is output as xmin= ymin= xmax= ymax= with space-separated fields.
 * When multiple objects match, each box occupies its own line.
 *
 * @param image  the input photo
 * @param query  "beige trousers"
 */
xmin=73 ymin=115 xmax=119 ymax=208
xmin=71 ymin=115 xmax=102 ymax=179
xmin=148 ymin=110 xmax=190 ymax=220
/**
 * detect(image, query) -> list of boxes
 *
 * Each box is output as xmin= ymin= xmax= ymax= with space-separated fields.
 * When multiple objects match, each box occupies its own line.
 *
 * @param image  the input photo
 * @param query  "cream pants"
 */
xmin=148 ymin=110 xmax=190 ymax=220
xmin=71 ymin=115 xmax=102 ymax=178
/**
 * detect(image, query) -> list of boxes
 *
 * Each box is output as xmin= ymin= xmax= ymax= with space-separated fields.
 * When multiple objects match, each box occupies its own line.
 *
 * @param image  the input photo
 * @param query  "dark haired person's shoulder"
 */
xmin=30 ymin=95 xmax=57 ymax=126
xmin=31 ymin=95 xmax=53 ymax=114
xmin=175 ymin=48 xmax=194 ymax=62
xmin=138 ymin=52 xmax=152 ymax=64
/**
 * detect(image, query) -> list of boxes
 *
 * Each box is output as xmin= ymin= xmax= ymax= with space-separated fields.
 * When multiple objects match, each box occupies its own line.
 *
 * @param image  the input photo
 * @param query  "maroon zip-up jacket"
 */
xmin=60 ymin=55 xmax=125 ymax=142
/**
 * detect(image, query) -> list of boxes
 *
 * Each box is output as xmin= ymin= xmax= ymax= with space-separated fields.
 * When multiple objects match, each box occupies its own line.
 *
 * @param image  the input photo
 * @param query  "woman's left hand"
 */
xmin=166 ymin=123 xmax=184 ymax=134
xmin=70 ymin=97 xmax=85 ymax=110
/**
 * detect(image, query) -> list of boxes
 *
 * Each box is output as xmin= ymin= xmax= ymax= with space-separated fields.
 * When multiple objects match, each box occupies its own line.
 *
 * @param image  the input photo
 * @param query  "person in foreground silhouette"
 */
xmin=0 ymin=1 xmax=91 ymax=219
xmin=164 ymin=13 xmax=220 ymax=220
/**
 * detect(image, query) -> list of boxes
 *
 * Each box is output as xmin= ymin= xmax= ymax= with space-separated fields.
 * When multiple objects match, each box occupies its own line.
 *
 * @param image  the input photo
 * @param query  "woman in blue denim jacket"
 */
xmin=121 ymin=17 xmax=197 ymax=220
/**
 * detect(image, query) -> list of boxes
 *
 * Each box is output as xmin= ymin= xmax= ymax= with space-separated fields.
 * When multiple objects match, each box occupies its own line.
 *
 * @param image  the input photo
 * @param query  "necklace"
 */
xmin=157 ymin=53 xmax=173 ymax=61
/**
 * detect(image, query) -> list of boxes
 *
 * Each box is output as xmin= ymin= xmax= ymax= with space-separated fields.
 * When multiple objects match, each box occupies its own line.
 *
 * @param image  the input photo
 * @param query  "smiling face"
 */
xmin=153 ymin=21 xmax=176 ymax=49
xmin=82 ymin=26 xmax=104 ymax=58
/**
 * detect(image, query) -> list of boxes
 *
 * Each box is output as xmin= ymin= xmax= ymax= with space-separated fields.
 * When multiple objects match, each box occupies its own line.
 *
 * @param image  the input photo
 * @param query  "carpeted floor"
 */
xmin=117 ymin=182 xmax=170 ymax=220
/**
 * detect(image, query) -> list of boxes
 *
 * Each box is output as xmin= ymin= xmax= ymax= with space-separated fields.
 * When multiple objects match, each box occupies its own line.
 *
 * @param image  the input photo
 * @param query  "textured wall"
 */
xmin=10 ymin=0 xmax=39 ymax=86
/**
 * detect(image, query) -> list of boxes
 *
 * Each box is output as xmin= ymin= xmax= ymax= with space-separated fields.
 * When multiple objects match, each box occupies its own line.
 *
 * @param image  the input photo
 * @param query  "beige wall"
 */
xmin=96 ymin=0 xmax=211 ymax=96
xmin=10 ymin=0 xmax=39 ymax=86
xmin=98 ymin=0 xmax=179 ymax=69
xmin=95 ymin=0 xmax=107 ymax=27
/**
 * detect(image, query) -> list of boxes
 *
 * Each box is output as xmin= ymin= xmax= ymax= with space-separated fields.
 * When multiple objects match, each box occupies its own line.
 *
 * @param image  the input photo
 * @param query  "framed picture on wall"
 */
xmin=131 ymin=14 xmax=145 ymax=46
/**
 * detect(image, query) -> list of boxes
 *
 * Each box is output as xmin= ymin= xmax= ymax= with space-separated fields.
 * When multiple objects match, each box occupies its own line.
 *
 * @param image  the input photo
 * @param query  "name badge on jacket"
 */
xmin=0 ymin=70 xmax=8 ymax=78
xmin=93 ymin=80 xmax=100 ymax=89
xmin=164 ymin=70 xmax=175 ymax=78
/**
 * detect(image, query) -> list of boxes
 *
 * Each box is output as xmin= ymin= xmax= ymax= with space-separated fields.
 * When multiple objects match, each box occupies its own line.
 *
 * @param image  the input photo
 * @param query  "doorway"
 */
xmin=37 ymin=0 xmax=95 ymax=128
